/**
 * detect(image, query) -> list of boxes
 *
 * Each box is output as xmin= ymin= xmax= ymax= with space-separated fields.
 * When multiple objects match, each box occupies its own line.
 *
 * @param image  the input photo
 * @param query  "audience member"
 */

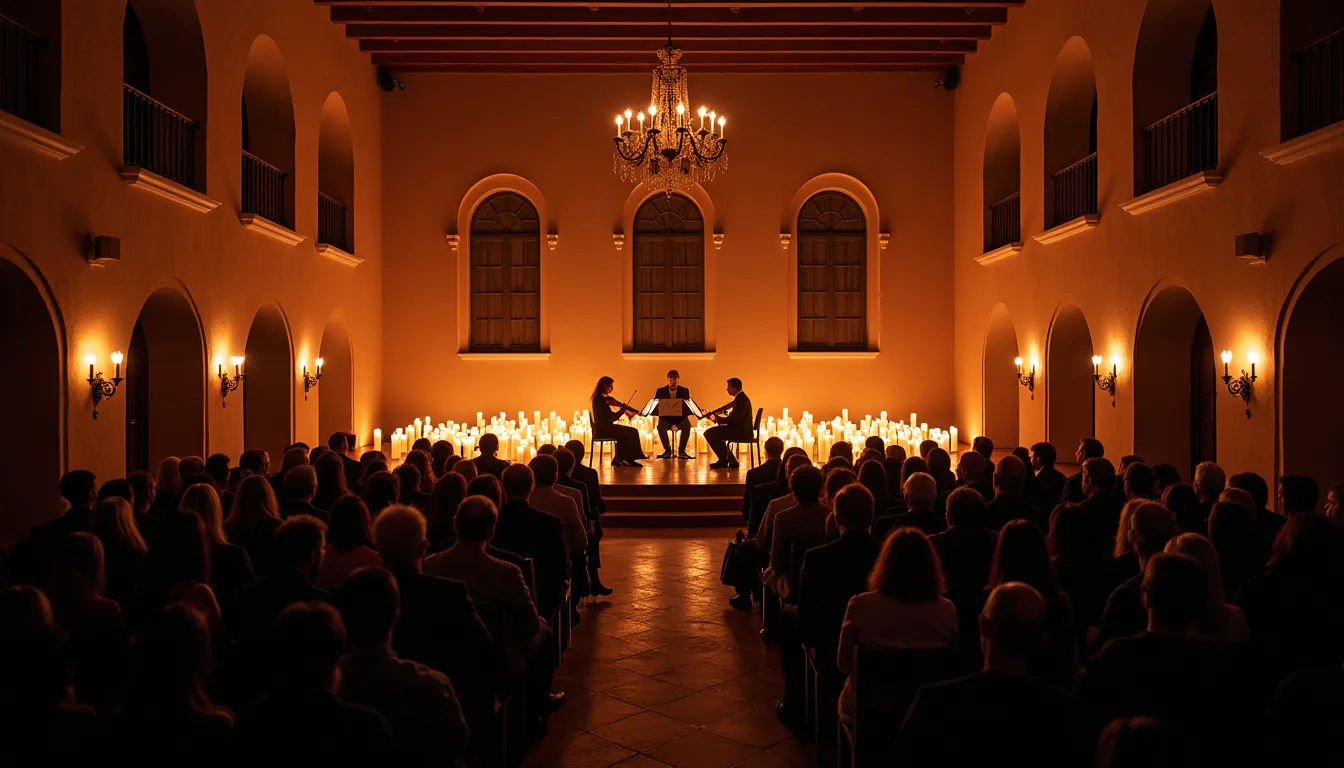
xmin=1095 ymin=717 xmax=1184 ymax=768
xmin=282 ymin=465 xmax=327 ymax=523
xmin=857 ymin=459 xmax=889 ymax=514
xmin=926 ymin=448 xmax=956 ymax=493
xmin=453 ymin=458 xmax=479 ymax=483
xmin=1047 ymin=502 xmax=1109 ymax=640
xmin=1206 ymin=501 xmax=1266 ymax=598
xmin=932 ymin=487 xmax=998 ymax=650
xmin=149 ymin=457 xmax=181 ymax=519
xmin=317 ymin=496 xmax=381 ymax=588
xmin=1029 ymin=442 xmax=1067 ymax=509
xmin=1228 ymin=471 xmax=1285 ymax=535
xmin=918 ymin=439 xmax=936 ymax=460
xmin=563 ymin=440 xmax=612 ymax=596
xmin=1164 ymin=533 xmax=1249 ymax=645
xmin=493 ymin=465 xmax=568 ymax=619
xmin=425 ymin=472 xmax=468 ymax=551
xmin=225 ymin=474 xmax=283 ymax=576
xmin=402 ymin=450 xmax=437 ymax=495
xmin=0 ymin=605 xmax=99 ymax=757
xmin=141 ymin=511 xmax=220 ymax=626
xmin=179 ymin=483 xmax=256 ymax=601
xmin=394 ymin=465 xmax=431 ymax=511
xmin=1062 ymin=438 xmax=1105 ymax=503
xmin=1324 ymin=482 xmax=1343 ymax=523
xmin=1123 ymin=462 xmax=1157 ymax=501
xmin=178 ymin=456 xmax=206 ymax=485
xmin=880 ymin=472 xmax=946 ymax=537
xmin=1161 ymin=483 xmax=1202 ymax=533
xmin=89 ymin=497 xmax=148 ymax=616
xmin=43 ymin=533 xmax=130 ymax=713
xmin=885 ymin=444 xmax=907 ymax=463
xmin=527 ymin=455 xmax=587 ymax=560
xmin=364 ymin=470 xmax=401 ymax=517
xmin=985 ymin=521 xmax=1076 ymax=687
xmin=1277 ymin=474 xmax=1319 ymax=517
xmin=1194 ymin=461 xmax=1227 ymax=524
xmin=473 ymin=434 xmax=510 ymax=478
xmin=327 ymin=432 xmax=363 ymax=489
xmin=126 ymin=470 xmax=157 ymax=532
xmin=467 ymin=474 xmax=503 ymax=505
xmin=1082 ymin=457 xmax=1123 ymax=552
xmin=1092 ymin=502 xmax=1175 ymax=650
xmin=821 ymin=468 xmax=857 ymax=534
xmin=204 ymin=453 xmax=231 ymax=494
xmin=430 ymin=440 xmax=455 ymax=478
xmin=1151 ymin=463 xmax=1181 ymax=495
xmin=766 ymin=466 xmax=828 ymax=599
xmin=312 ymin=452 xmax=350 ymax=512
xmin=985 ymin=455 xmax=1042 ymax=531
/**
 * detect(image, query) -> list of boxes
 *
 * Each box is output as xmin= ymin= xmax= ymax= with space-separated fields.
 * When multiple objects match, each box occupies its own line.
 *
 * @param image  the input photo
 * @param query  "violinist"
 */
xmin=703 ymin=377 xmax=753 ymax=469
xmin=589 ymin=376 xmax=647 ymax=468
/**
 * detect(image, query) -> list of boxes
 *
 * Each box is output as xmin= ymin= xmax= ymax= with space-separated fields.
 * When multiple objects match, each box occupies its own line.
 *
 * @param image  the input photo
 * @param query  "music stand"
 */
xmin=638 ymin=399 xmax=660 ymax=418
xmin=683 ymin=398 xmax=707 ymax=418
xmin=657 ymin=398 xmax=686 ymax=418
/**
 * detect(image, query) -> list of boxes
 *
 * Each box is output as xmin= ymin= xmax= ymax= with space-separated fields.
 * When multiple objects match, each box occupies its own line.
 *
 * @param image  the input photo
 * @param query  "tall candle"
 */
xmin=373 ymin=428 xmax=382 ymax=452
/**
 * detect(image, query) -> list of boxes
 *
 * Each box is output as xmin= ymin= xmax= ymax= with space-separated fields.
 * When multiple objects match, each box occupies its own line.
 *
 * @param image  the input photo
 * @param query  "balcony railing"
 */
xmin=242 ymin=150 xmax=288 ymax=227
xmin=317 ymin=191 xmax=351 ymax=253
xmin=0 ymin=14 xmax=46 ymax=127
xmin=123 ymin=83 xmax=199 ymax=190
xmin=1292 ymin=27 xmax=1344 ymax=138
xmin=985 ymin=191 xmax=1021 ymax=252
xmin=1140 ymin=91 xmax=1218 ymax=193
xmin=1050 ymin=152 xmax=1099 ymax=228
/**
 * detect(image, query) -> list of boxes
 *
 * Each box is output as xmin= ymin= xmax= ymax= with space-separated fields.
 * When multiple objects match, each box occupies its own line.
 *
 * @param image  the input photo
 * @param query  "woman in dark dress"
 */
xmin=589 ymin=376 xmax=646 ymax=468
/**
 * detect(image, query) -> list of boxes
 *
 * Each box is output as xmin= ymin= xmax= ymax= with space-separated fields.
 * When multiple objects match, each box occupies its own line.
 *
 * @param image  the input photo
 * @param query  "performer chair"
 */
xmin=725 ymin=408 xmax=764 ymax=468
xmin=589 ymin=437 xmax=620 ymax=468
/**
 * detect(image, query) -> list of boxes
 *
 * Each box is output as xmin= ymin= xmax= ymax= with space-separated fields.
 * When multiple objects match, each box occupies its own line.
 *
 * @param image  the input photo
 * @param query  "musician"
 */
xmin=703 ymin=377 xmax=754 ymax=469
xmin=588 ymin=376 xmax=646 ymax=468
xmin=654 ymin=369 xmax=693 ymax=460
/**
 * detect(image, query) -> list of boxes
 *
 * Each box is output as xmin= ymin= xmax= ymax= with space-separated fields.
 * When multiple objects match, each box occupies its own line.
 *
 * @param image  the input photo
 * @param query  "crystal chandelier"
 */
xmin=611 ymin=4 xmax=727 ymax=196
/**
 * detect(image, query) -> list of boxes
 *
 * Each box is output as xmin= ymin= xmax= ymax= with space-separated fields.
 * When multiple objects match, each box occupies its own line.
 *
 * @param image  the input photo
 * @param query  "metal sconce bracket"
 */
xmin=88 ymin=370 xmax=122 ymax=420
xmin=1222 ymin=369 xmax=1256 ymax=418
xmin=302 ymin=362 xmax=323 ymax=401
xmin=1017 ymin=370 xmax=1035 ymax=400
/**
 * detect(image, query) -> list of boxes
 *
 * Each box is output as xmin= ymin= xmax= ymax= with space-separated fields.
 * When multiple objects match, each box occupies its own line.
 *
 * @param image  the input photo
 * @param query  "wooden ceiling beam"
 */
xmin=328 ymin=6 xmax=1007 ymax=25
xmin=342 ymin=23 xmax=993 ymax=39
xmin=359 ymin=37 xmax=979 ymax=52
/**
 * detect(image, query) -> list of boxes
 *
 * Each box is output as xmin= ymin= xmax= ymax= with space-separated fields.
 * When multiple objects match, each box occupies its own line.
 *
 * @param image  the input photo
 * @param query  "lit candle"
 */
xmin=615 ymin=115 xmax=623 ymax=137
xmin=111 ymin=350 xmax=123 ymax=379
xmin=85 ymin=354 xmax=95 ymax=381
xmin=1220 ymin=349 xmax=1231 ymax=378
xmin=950 ymin=426 xmax=959 ymax=453
xmin=698 ymin=106 xmax=707 ymax=130
xmin=1247 ymin=350 xmax=1259 ymax=378
xmin=374 ymin=428 xmax=382 ymax=451
xmin=1091 ymin=355 xmax=1102 ymax=376
xmin=717 ymin=116 xmax=725 ymax=138
xmin=1014 ymin=356 xmax=1023 ymax=375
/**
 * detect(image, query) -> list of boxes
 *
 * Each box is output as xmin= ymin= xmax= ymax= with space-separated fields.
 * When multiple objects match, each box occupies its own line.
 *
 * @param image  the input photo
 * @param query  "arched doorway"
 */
xmin=242 ymin=35 xmax=297 ymax=228
xmin=633 ymin=194 xmax=706 ymax=352
xmin=0 ymin=254 xmax=62 ymax=545
xmin=318 ymin=92 xmax=355 ymax=253
xmin=244 ymin=304 xmax=293 ymax=462
xmin=1283 ymin=257 xmax=1344 ymax=489
xmin=124 ymin=287 xmax=207 ymax=472
xmin=318 ymin=314 xmax=353 ymax=444
xmin=983 ymin=305 xmax=1021 ymax=449
xmin=1044 ymin=37 xmax=1099 ymax=228
xmin=1134 ymin=285 xmax=1214 ymax=480
xmin=1047 ymin=303 xmax=1095 ymax=458
xmin=797 ymin=191 xmax=866 ymax=351
xmin=1132 ymin=0 xmax=1219 ymax=193
xmin=983 ymin=93 xmax=1021 ymax=252
xmin=469 ymin=192 xmax=541 ymax=352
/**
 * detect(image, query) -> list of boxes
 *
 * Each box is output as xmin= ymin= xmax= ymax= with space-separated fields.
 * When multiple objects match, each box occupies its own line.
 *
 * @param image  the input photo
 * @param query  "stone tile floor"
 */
xmin=524 ymin=529 xmax=816 ymax=768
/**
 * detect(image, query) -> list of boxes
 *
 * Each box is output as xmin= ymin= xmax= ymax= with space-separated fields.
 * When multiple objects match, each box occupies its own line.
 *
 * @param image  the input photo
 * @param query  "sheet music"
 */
xmin=638 ymin=398 xmax=660 ymax=417
xmin=683 ymin=398 xmax=706 ymax=418
xmin=657 ymin=398 xmax=685 ymax=417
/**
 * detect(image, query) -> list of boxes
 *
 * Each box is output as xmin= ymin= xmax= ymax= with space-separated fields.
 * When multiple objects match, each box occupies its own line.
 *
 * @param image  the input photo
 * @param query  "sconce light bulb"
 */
xmin=110 ymin=351 xmax=123 ymax=365
xmin=231 ymin=356 xmax=245 ymax=366
xmin=1030 ymin=357 xmax=1039 ymax=369
xmin=85 ymin=354 xmax=97 ymax=365
xmin=1221 ymin=349 xmax=1233 ymax=364
xmin=624 ymin=109 xmax=632 ymax=120
xmin=1013 ymin=357 xmax=1023 ymax=367
xmin=718 ymin=116 xmax=725 ymax=127
xmin=648 ymin=104 xmax=657 ymax=117
xmin=1091 ymin=355 xmax=1103 ymax=367
xmin=1247 ymin=351 xmax=1259 ymax=365
xmin=1109 ymin=355 xmax=1120 ymax=368
xmin=676 ymin=103 xmax=685 ymax=115
xmin=214 ymin=357 xmax=223 ymax=367
xmin=315 ymin=358 xmax=324 ymax=368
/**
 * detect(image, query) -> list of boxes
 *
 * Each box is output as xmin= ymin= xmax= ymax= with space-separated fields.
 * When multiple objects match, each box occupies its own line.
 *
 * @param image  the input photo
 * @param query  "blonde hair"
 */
xmin=1115 ymin=499 xmax=1147 ymax=559
xmin=91 ymin=497 xmax=148 ymax=554
xmin=180 ymin=483 xmax=228 ymax=546
xmin=156 ymin=456 xmax=182 ymax=494
xmin=225 ymin=475 xmax=280 ymax=539
xmin=1165 ymin=532 xmax=1226 ymax=604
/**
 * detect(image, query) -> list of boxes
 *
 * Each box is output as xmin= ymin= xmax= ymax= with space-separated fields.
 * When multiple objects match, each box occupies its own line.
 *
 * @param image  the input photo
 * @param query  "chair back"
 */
xmin=752 ymin=407 xmax=764 ymax=437
xmin=851 ymin=644 xmax=964 ymax=759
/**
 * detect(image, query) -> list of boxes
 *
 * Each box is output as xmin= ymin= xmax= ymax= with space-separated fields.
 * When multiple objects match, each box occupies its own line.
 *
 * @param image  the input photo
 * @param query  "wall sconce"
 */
xmin=302 ymin=357 xmax=324 ymax=400
xmin=1092 ymin=354 xmax=1118 ymax=406
xmin=86 ymin=352 xmax=123 ymax=419
xmin=1220 ymin=350 xmax=1257 ymax=418
xmin=218 ymin=356 xmax=245 ymax=406
xmin=1013 ymin=356 xmax=1036 ymax=399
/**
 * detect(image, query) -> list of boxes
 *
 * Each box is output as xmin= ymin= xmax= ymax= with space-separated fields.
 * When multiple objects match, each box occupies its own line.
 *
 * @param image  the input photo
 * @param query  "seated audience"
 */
xmin=225 ymin=475 xmax=283 ymax=576
xmin=1123 ymin=462 xmax=1158 ymax=502
xmin=425 ymin=472 xmax=468 ymax=551
xmin=364 ymin=470 xmax=401 ymax=517
xmin=473 ymin=434 xmax=510 ymax=478
xmin=1164 ymin=533 xmax=1249 ymax=645
xmin=142 ymin=512 xmax=220 ymax=627
xmin=1277 ymin=474 xmax=1319 ymax=517
xmin=1207 ymin=500 xmax=1266 ymax=597
xmin=1029 ymin=442 xmax=1067 ymax=510
xmin=44 ymin=533 xmax=131 ymax=713
xmin=932 ymin=487 xmax=998 ymax=648
xmin=0 ymin=600 xmax=99 ymax=758
xmin=526 ymin=455 xmax=587 ymax=560
xmin=1061 ymin=438 xmax=1105 ymax=503
xmin=894 ymin=583 xmax=1093 ymax=768
xmin=1151 ymin=463 xmax=1181 ymax=495
xmin=402 ymin=450 xmax=437 ymax=496
xmin=126 ymin=471 xmax=157 ymax=534
xmin=1092 ymin=502 xmax=1175 ymax=651
xmin=558 ymin=444 xmax=610 ymax=596
xmin=1265 ymin=663 xmax=1344 ymax=767
xmin=879 ymin=471 xmax=946 ymax=537
xmin=317 ymin=496 xmax=381 ymax=588
xmin=766 ymin=466 xmax=829 ymax=599
xmin=985 ymin=455 xmax=1042 ymax=531
xmin=743 ymin=438 xmax=785 ymax=524
xmin=149 ymin=457 xmax=181 ymax=520
xmin=926 ymin=448 xmax=956 ymax=493
xmin=282 ymin=465 xmax=328 ymax=523
xmin=313 ymin=452 xmax=351 ymax=512
xmin=204 ymin=454 xmax=231 ymax=495
xmin=1161 ymin=483 xmax=1202 ymax=534
xmin=918 ymin=439 xmax=936 ymax=460
xmin=985 ymin=521 xmax=1076 ymax=688
xmin=430 ymin=441 xmax=456 ymax=478
xmin=452 ymin=458 xmax=479 ymax=483
xmin=837 ymin=527 xmax=958 ymax=722
xmin=1228 ymin=471 xmax=1284 ymax=535
xmin=10 ymin=470 xmax=99 ymax=585
xmin=178 ymin=456 xmax=206 ymax=486
xmin=821 ymin=468 xmax=857 ymax=534
xmin=179 ymin=483 xmax=256 ymax=601
xmin=1081 ymin=458 xmax=1123 ymax=553
xmin=493 ymin=465 xmax=569 ymax=618
xmin=89 ymin=497 xmax=148 ymax=616
xmin=1047 ymin=502 xmax=1109 ymax=639
xmin=394 ymin=465 xmax=431 ymax=511
xmin=234 ymin=602 xmax=396 ymax=755
xmin=1194 ymin=461 xmax=1226 ymax=525
xmin=338 ymin=567 xmax=469 ymax=763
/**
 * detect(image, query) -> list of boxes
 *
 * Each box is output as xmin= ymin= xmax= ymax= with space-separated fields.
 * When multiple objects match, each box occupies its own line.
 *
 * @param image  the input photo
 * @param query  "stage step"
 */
xmin=604 ymin=495 xmax=741 ymax=513
xmin=603 ymin=510 xmax=744 ymax=528
xmin=598 ymin=482 xmax=744 ymax=498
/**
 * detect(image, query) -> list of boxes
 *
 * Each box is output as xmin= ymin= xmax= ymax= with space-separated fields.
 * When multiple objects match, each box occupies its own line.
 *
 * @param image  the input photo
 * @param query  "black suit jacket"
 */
xmin=473 ymin=454 xmax=510 ymax=479
xmin=722 ymin=391 xmax=753 ymax=435
xmin=879 ymin=507 xmax=947 ymax=538
xmin=985 ymin=493 xmax=1045 ymax=531
xmin=1082 ymin=492 xmax=1124 ymax=552
xmin=570 ymin=463 xmax=606 ymax=516
xmin=796 ymin=531 xmax=881 ymax=653
xmin=931 ymin=524 xmax=999 ymax=641
xmin=742 ymin=459 xmax=782 ymax=522
xmin=1061 ymin=471 xmax=1085 ymax=503
xmin=749 ymin=479 xmax=788 ymax=537
xmin=281 ymin=499 xmax=330 ymax=524
xmin=9 ymin=506 xmax=94 ymax=584
xmin=340 ymin=453 xmax=363 ymax=489
xmin=557 ymin=475 xmax=592 ymax=520
xmin=493 ymin=499 xmax=569 ymax=615
xmin=654 ymin=385 xmax=692 ymax=425
xmin=226 ymin=569 xmax=335 ymax=701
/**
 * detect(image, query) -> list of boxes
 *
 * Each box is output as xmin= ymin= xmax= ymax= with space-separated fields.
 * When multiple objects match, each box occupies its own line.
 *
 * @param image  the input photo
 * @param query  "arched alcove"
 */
xmin=1134 ymin=284 xmax=1214 ymax=480
xmin=1282 ymin=257 xmax=1344 ymax=489
xmin=121 ymin=0 xmax=209 ymax=191
xmin=0 ymin=253 xmax=63 ymax=545
xmin=633 ymin=194 xmax=706 ymax=352
xmin=318 ymin=92 xmax=355 ymax=253
xmin=1044 ymin=37 xmax=1099 ymax=229
xmin=124 ymin=286 xmax=207 ymax=472
xmin=318 ymin=314 xmax=353 ymax=444
xmin=983 ymin=93 xmax=1022 ymax=252
xmin=797 ymin=191 xmax=866 ymax=351
xmin=1047 ymin=303 xmax=1095 ymax=458
xmin=244 ymin=303 xmax=293 ymax=462
xmin=1279 ymin=1 xmax=1344 ymax=141
xmin=242 ymin=35 xmax=297 ymax=228
xmin=470 ymin=192 xmax=542 ymax=352
xmin=1132 ymin=0 xmax=1219 ymax=194
xmin=983 ymin=305 xmax=1021 ymax=449
xmin=1 ymin=0 xmax=62 ymax=130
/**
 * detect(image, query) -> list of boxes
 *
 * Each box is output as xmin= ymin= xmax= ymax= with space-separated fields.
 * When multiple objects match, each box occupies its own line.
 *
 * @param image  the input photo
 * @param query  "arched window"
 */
xmin=1044 ymin=38 xmax=1099 ymax=229
xmin=241 ymin=36 xmax=296 ymax=229
xmin=318 ymin=93 xmax=355 ymax=253
xmin=797 ymin=191 xmax=866 ymax=350
xmin=0 ymin=1 xmax=61 ymax=131
xmin=982 ymin=94 xmax=1021 ymax=251
xmin=633 ymin=195 xmax=705 ymax=352
xmin=470 ymin=193 xmax=541 ymax=352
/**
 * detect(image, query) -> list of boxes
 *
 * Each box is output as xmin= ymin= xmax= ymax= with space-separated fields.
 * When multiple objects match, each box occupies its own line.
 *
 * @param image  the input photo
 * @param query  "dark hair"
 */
xmin=591 ymin=376 xmax=615 ymax=402
xmin=284 ymin=465 xmax=317 ymax=501
xmin=927 ymin=448 xmax=951 ymax=474
xmin=869 ymin=527 xmax=945 ymax=602
xmin=454 ymin=496 xmax=499 ymax=543
xmin=427 ymin=473 xmax=468 ymax=544
xmin=829 ymin=442 xmax=853 ymax=461
xmin=563 ymin=439 xmax=587 ymax=462
xmin=1030 ymin=442 xmax=1058 ymax=468
xmin=274 ymin=515 xmax=327 ymax=569
xmin=468 ymin=474 xmax=503 ymax=506
xmin=1079 ymin=438 xmax=1105 ymax=459
xmin=727 ymin=377 xmax=742 ymax=390
xmin=1161 ymin=485 xmax=1202 ymax=533
xmin=764 ymin=437 xmax=785 ymax=459
xmin=972 ymin=436 xmax=994 ymax=458
xmin=1124 ymin=462 xmax=1157 ymax=498
xmin=1278 ymin=474 xmax=1321 ymax=513
xmin=359 ymin=450 xmax=385 ymax=468
xmin=1047 ymin=502 xmax=1098 ymax=572
xmin=477 ymin=433 xmax=499 ymax=455
xmin=780 ymin=453 xmax=811 ymax=484
xmin=1011 ymin=446 xmax=1031 ymax=466
xmin=403 ymin=450 xmax=436 ymax=493
xmin=147 ymin=511 xmax=212 ymax=592
xmin=204 ymin=454 xmax=230 ymax=486
xmin=529 ymin=455 xmax=559 ymax=486
xmin=791 ymin=466 xmax=824 ymax=504
xmin=310 ymin=447 xmax=328 ymax=470
xmin=666 ymin=369 xmax=679 ymax=378
xmin=328 ymin=496 xmax=374 ymax=551
xmin=340 ymin=567 xmax=399 ymax=646
xmin=327 ymin=432 xmax=349 ymax=452
xmin=1096 ymin=717 xmax=1181 ymax=768
xmin=833 ymin=484 xmax=875 ymax=531
xmin=946 ymin=486 xmax=987 ymax=527
xmin=1130 ymin=502 xmax=1176 ymax=558
xmin=1142 ymin=553 xmax=1208 ymax=629
xmin=988 ymin=520 xmax=1055 ymax=596
xmin=824 ymin=468 xmax=857 ymax=504
xmin=273 ymin=602 xmax=347 ymax=690
xmin=823 ymin=456 xmax=853 ymax=475
xmin=1151 ymin=463 xmax=1181 ymax=491
xmin=993 ymin=455 xmax=1027 ymax=494
xmin=127 ymin=471 xmax=155 ymax=511
xmin=411 ymin=437 xmax=432 ymax=454
xmin=554 ymin=448 xmax=576 ymax=476
xmin=901 ymin=456 xmax=929 ymax=484
xmin=313 ymin=452 xmax=349 ymax=507
xmin=132 ymin=604 xmax=221 ymax=720
xmin=1268 ymin=512 xmax=1342 ymax=575
xmin=1083 ymin=457 xmax=1116 ymax=491
xmin=239 ymin=450 xmax=268 ymax=475
xmin=430 ymin=441 xmax=455 ymax=475
xmin=394 ymin=465 xmax=423 ymax=504
xmin=883 ymin=458 xmax=906 ymax=498
xmin=226 ymin=474 xmax=281 ymax=539
xmin=1228 ymin=472 xmax=1270 ymax=509
xmin=363 ymin=471 xmax=401 ymax=515
xmin=864 ymin=436 xmax=885 ymax=455
xmin=97 ymin=477 xmax=134 ymax=506
xmin=919 ymin=439 xmax=937 ymax=459
xmin=857 ymin=460 xmax=888 ymax=509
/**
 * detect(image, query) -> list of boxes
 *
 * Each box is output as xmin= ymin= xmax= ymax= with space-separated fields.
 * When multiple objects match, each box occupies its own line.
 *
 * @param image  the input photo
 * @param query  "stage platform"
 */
xmin=593 ymin=453 xmax=749 ymax=528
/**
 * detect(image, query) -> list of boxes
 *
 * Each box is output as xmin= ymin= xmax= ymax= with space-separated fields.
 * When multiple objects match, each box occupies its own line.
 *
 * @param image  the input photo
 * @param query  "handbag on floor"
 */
xmin=719 ymin=530 xmax=745 ymax=586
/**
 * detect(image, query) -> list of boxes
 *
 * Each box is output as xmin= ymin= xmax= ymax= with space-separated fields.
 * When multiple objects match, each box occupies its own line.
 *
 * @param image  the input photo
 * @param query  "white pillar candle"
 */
xmin=949 ymin=426 xmax=959 ymax=452
xmin=373 ymin=428 xmax=382 ymax=452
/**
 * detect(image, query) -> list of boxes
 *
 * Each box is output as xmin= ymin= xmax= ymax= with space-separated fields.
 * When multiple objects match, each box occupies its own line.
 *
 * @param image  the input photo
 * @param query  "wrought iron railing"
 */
xmin=1140 ymin=91 xmax=1218 ymax=193
xmin=1291 ymin=27 xmax=1344 ymax=138
xmin=985 ymin=191 xmax=1021 ymax=252
xmin=242 ymin=150 xmax=288 ymax=226
xmin=0 ymin=14 xmax=46 ymax=127
xmin=123 ymin=83 xmax=199 ymax=190
xmin=317 ymin=191 xmax=351 ymax=252
xmin=1050 ymin=152 xmax=1099 ymax=227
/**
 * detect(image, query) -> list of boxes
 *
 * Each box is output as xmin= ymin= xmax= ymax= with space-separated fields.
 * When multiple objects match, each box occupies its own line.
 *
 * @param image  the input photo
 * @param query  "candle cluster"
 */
xmin=371 ymin=408 xmax=957 ymax=464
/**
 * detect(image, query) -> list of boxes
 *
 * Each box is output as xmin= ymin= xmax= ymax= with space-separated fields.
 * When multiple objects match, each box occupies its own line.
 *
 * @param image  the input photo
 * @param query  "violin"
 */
xmin=604 ymin=390 xmax=640 ymax=418
xmin=703 ymin=400 xmax=734 ymax=421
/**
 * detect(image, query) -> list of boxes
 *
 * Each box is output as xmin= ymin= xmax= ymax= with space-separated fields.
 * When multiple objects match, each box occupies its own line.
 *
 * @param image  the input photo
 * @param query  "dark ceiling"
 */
xmin=316 ymin=1 xmax=1023 ymax=73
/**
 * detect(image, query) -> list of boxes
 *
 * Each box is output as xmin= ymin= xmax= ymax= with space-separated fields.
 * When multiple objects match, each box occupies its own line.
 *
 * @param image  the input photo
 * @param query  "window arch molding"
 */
xmin=620 ymin=181 xmax=719 ymax=356
xmin=784 ymin=173 xmax=882 ymax=355
xmin=454 ymin=174 xmax=553 ymax=355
